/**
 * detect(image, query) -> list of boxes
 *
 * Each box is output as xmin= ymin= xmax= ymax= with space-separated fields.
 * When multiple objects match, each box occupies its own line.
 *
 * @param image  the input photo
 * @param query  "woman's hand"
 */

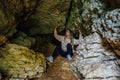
xmin=55 ymin=23 xmax=61 ymax=30
xmin=74 ymin=22 xmax=78 ymax=27
xmin=74 ymin=22 xmax=81 ymax=34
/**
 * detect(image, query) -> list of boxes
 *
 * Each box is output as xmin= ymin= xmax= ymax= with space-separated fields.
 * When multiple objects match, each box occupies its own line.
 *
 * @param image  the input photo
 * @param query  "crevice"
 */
xmin=64 ymin=0 xmax=74 ymax=29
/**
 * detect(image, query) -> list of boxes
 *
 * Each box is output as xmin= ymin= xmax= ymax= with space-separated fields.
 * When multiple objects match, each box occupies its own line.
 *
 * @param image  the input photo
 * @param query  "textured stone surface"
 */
xmin=92 ymin=9 xmax=120 ymax=56
xmin=0 ymin=43 xmax=46 ymax=79
xmin=39 ymin=56 xmax=77 ymax=80
xmin=0 ymin=0 xmax=39 ymax=36
xmin=71 ymin=32 xmax=120 ymax=80
xmin=92 ymin=9 xmax=120 ymax=39
xmin=70 ymin=0 xmax=120 ymax=79
xmin=27 ymin=0 xmax=71 ymax=34
xmin=67 ymin=0 xmax=105 ymax=35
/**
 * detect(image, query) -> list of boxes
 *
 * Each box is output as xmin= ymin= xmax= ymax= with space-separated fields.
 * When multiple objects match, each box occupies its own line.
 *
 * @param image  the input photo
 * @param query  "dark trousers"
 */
xmin=52 ymin=43 xmax=73 ymax=58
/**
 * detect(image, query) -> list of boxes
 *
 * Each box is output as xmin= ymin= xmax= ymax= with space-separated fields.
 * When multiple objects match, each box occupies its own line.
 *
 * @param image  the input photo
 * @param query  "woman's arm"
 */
xmin=54 ymin=25 xmax=64 ymax=42
xmin=74 ymin=23 xmax=83 ymax=45
xmin=74 ymin=30 xmax=83 ymax=45
xmin=78 ymin=30 xmax=83 ymax=41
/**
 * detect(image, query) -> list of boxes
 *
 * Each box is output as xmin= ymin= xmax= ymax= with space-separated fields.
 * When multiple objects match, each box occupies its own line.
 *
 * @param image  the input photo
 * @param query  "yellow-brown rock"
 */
xmin=0 ymin=43 xmax=46 ymax=79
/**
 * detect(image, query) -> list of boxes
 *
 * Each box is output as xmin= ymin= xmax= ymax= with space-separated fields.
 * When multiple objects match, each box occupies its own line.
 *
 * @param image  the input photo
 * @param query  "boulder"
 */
xmin=0 ymin=43 xmax=46 ymax=79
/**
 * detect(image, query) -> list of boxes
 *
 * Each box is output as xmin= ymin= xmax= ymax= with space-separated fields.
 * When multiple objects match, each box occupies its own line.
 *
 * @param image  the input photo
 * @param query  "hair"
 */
xmin=64 ymin=29 xmax=74 ymax=45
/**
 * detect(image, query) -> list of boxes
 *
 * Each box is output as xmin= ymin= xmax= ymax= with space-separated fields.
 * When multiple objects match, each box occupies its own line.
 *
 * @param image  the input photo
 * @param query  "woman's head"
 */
xmin=65 ymin=29 xmax=73 ymax=37
xmin=65 ymin=29 xmax=74 ymax=44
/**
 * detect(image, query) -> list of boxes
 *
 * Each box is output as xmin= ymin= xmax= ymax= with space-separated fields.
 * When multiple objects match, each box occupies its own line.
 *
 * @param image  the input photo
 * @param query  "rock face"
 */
xmin=71 ymin=32 xmax=120 ymax=80
xmin=66 ymin=0 xmax=105 ymax=35
xmin=27 ymin=0 xmax=71 ymax=35
xmin=92 ymin=9 xmax=120 ymax=56
xmin=69 ymin=0 xmax=120 ymax=35
xmin=70 ymin=0 xmax=120 ymax=79
xmin=0 ymin=43 xmax=46 ymax=79
xmin=0 ymin=0 xmax=39 ymax=36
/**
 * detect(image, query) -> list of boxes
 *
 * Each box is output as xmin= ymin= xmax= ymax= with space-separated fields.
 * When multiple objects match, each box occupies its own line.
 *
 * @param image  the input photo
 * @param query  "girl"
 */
xmin=47 ymin=24 xmax=83 ymax=62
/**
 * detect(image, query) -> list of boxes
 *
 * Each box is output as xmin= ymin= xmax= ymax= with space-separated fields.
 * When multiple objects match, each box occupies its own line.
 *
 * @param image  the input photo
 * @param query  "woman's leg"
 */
xmin=57 ymin=44 xmax=73 ymax=58
xmin=52 ymin=46 xmax=61 ymax=57
xmin=58 ymin=49 xmax=67 ymax=57
xmin=66 ymin=43 xmax=73 ymax=57
xmin=66 ymin=43 xmax=73 ymax=60
xmin=47 ymin=44 xmax=73 ymax=62
xmin=47 ymin=46 xmax=61 ymax=63
xmin=52 ymin=46 xmax=67 ymax=57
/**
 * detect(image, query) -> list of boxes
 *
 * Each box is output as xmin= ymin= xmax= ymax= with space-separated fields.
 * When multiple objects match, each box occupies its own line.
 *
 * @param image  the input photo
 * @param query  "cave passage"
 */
xmin=0 ymin=0 xmax=120 ymax=80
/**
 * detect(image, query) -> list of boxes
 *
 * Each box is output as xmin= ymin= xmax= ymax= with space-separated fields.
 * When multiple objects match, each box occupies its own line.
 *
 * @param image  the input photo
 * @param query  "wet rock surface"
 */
xmin=0 ymin=43 xmax=46 ymax=79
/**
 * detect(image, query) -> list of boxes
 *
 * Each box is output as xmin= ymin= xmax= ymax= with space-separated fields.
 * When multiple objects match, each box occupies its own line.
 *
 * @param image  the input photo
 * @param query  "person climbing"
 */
xmin=47 ymin=23 xmax=83 ymax=63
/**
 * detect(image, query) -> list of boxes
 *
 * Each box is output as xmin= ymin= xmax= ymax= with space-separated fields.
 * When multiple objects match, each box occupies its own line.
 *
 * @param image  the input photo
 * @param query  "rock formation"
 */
xmin=0 ymin=0 xmax=119 ymax=80
xmin=27 ymin=0 xmax=71 ymax=34
xmin=71 ymin=32 xmax=120 ymax=80
xmin=0 ymin=43 xmax=46 ymax=79
xmin=70 ymin=0 xmax=120 ymax=80
xmin=40 ymin=56 xmax=77 ymax=80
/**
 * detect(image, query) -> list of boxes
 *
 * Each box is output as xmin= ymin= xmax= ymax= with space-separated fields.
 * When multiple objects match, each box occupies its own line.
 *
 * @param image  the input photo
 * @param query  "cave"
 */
xmin=0 ymin=0 xmax=120 ymax=80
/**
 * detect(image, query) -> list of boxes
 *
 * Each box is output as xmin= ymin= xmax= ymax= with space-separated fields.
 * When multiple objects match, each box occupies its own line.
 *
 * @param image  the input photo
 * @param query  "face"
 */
xmin=65 ymin=30 xmax=71 ymax=37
